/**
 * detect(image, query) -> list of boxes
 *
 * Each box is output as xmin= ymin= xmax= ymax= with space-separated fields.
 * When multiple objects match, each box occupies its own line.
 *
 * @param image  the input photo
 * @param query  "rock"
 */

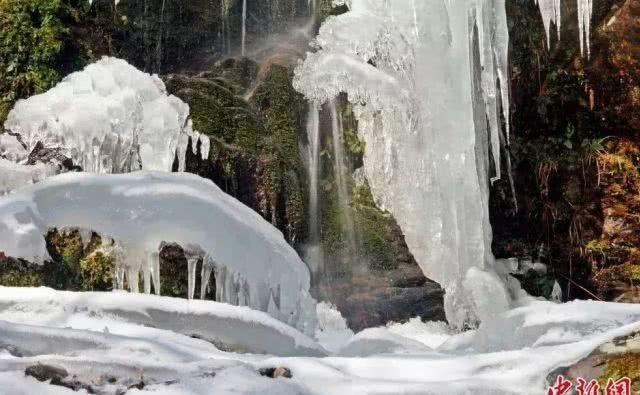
xmin=259 ymin=367 xmax=292 ymax=379
xmin=547 ymin=330 xmax=640 ymax=392
xmin=25 ymin=364 xmax=69 ymax=383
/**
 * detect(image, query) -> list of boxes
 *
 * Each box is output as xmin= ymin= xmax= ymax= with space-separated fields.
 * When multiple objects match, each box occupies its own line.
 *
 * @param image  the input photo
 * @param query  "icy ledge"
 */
xmin=0 ymin=172 xmax=317 ymax=335
xmin=0 ymin=287 xmax=326 ymax=357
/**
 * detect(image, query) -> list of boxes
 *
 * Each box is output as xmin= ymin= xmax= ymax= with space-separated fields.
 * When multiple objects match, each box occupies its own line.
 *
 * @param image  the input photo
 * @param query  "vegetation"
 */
xmin=0 ymin=0 xmax=88 ymax=123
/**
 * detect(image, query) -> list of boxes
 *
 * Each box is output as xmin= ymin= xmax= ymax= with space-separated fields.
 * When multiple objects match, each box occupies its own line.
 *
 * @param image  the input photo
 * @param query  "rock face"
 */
xmin=547 ymin=330 xmax=640 ymax=392
xmin=491 ymin=0 xmax=640 ymax=302
xmin=164 ymin=58 xmax=308 ymax=244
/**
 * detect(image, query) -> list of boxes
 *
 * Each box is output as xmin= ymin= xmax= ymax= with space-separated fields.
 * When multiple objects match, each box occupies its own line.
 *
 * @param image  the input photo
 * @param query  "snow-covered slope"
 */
xmin=0 ymin=172 xmax=317 ymax=334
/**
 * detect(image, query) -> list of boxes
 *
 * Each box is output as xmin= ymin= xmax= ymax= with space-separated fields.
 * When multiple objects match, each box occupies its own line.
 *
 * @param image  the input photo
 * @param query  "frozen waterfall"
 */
xmin=294 ymin=0 xmax=512 ymax=327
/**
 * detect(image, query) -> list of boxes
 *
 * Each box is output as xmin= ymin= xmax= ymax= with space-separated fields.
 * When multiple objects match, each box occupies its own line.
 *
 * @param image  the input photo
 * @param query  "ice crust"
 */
xmin=0 ymin=172 xmax=317 ymax=334
xmin=2 ymin=57 xmax=209 ymax=176
xmin=294 ymin=0 xmax=513 ymax=327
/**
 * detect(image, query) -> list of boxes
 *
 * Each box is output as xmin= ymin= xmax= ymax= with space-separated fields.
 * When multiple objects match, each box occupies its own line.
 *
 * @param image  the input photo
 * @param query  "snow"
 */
xmin=0 ymin=172 xmax=317 ymax=335
xmin=0 ymin=287 xmax=639 ymax=394
xmin=294 ymin=0 xmax=513 ymax=327
xmin=0 ymin=287 xmax=325 ymax=357
xmin=2 ymin=57 xmax=209 ymax=176
xmin=0 ymin=159 xmax=54 ymax=196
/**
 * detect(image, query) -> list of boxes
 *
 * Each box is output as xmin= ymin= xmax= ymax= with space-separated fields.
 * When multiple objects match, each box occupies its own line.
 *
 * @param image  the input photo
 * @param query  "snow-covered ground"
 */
xmin=0 ymin=286 xmax=638 ymax=395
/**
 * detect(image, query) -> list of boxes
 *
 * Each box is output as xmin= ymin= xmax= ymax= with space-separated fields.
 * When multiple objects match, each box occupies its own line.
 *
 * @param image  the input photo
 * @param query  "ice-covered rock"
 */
xmin=0 ymin=172 xmax=317 ymax=334
xmin=3 ymin=57 xmax=209 ymax=175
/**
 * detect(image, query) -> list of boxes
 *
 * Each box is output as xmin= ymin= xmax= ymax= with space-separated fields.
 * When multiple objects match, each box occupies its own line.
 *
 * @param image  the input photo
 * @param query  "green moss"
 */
xmin=0 ymin=0 xmax=88 ymax=118
xmin=78 ymin=250 xmax=114 ymax=291
xmin=0 ymin=259 xmax=43 ymax=287
xmin=599 ymin=353 xmax=640 ymax=389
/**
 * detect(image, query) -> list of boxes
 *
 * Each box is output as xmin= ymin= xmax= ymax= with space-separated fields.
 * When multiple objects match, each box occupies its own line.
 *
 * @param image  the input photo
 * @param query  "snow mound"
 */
xmin=3 ymin=57 xmax=208 ymax=174
xmin=338 ymin=327 xmax=434 ymax=357
xmin=0 ymin=287 xmax=326 ymax=357
xmin=0 ymin=172 xmax=317 ymax=334
xmin=314 ymin=302 xmax=354 ymax=352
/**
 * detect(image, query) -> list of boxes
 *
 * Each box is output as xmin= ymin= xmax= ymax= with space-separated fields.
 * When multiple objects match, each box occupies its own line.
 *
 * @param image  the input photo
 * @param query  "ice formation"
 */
xmin=2 ymin=57 xmax=209 ymax=175
xmin=536 ymin=0 xmax=562 ymax=46
xmin=294 ymin=0 xmax=512 ymax=327
xmin=0 ymin=172 xmax=317 ymax=334
xmin=535 ymin=0 xmax=593 ymax=57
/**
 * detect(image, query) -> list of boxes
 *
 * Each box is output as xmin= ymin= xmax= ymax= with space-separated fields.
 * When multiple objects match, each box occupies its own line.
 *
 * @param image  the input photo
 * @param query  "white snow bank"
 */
xmin=0 ymin=287 xmax=325 ymax=357
xmin=3 ymin=57 xmax=208 ymax=174
xmin=0 ymin=288 xmax=639 ymax=394
xmin=0 ymin=172 xmax=318 ymax=334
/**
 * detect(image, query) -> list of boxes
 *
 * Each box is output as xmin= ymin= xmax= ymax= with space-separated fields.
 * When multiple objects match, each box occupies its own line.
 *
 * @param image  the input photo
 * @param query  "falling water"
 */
xmin=241 ymin=0 xmax=247 ymax=56
xmin=329 ymin=100 xmax=357 ymax=259
xmin=305 ymin=103 xmax=323 ymax=273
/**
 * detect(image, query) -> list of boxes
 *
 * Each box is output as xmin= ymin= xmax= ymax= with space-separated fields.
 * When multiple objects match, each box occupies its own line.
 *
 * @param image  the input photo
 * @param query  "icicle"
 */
xmin=142 ymin=264 xmax=151 ymax=294
xmin=577 ymin=0 xmax=593 ymax=58
xmin=536 ymin=0 xmax=561 ymax=47
xmin=187 ymin=257 xmax=199 ymax=300
xmin=199 ymin=135 xmax=210 ymax=161
xmin=127 ymin=267 xmax=140 ymax=293
xmin=200 ymin=255 xmax=214 ymax=300
xmin=149 ymin=251 xmax=161 ymax=295
xmin=241 ymin=0 xmax=247 ymax=56
xmin=551 ymin=281 xmax=563 ymax=302
xmin=215 ymin=265 xmax=226 ymax=302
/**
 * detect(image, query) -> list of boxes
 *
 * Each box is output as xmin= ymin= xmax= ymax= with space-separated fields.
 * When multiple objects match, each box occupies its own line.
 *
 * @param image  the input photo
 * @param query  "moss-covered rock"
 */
xmin=165 ymin=58 xmax=308 ymax=244
xmin=0 ymin=229 xmax=115 ymax=291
